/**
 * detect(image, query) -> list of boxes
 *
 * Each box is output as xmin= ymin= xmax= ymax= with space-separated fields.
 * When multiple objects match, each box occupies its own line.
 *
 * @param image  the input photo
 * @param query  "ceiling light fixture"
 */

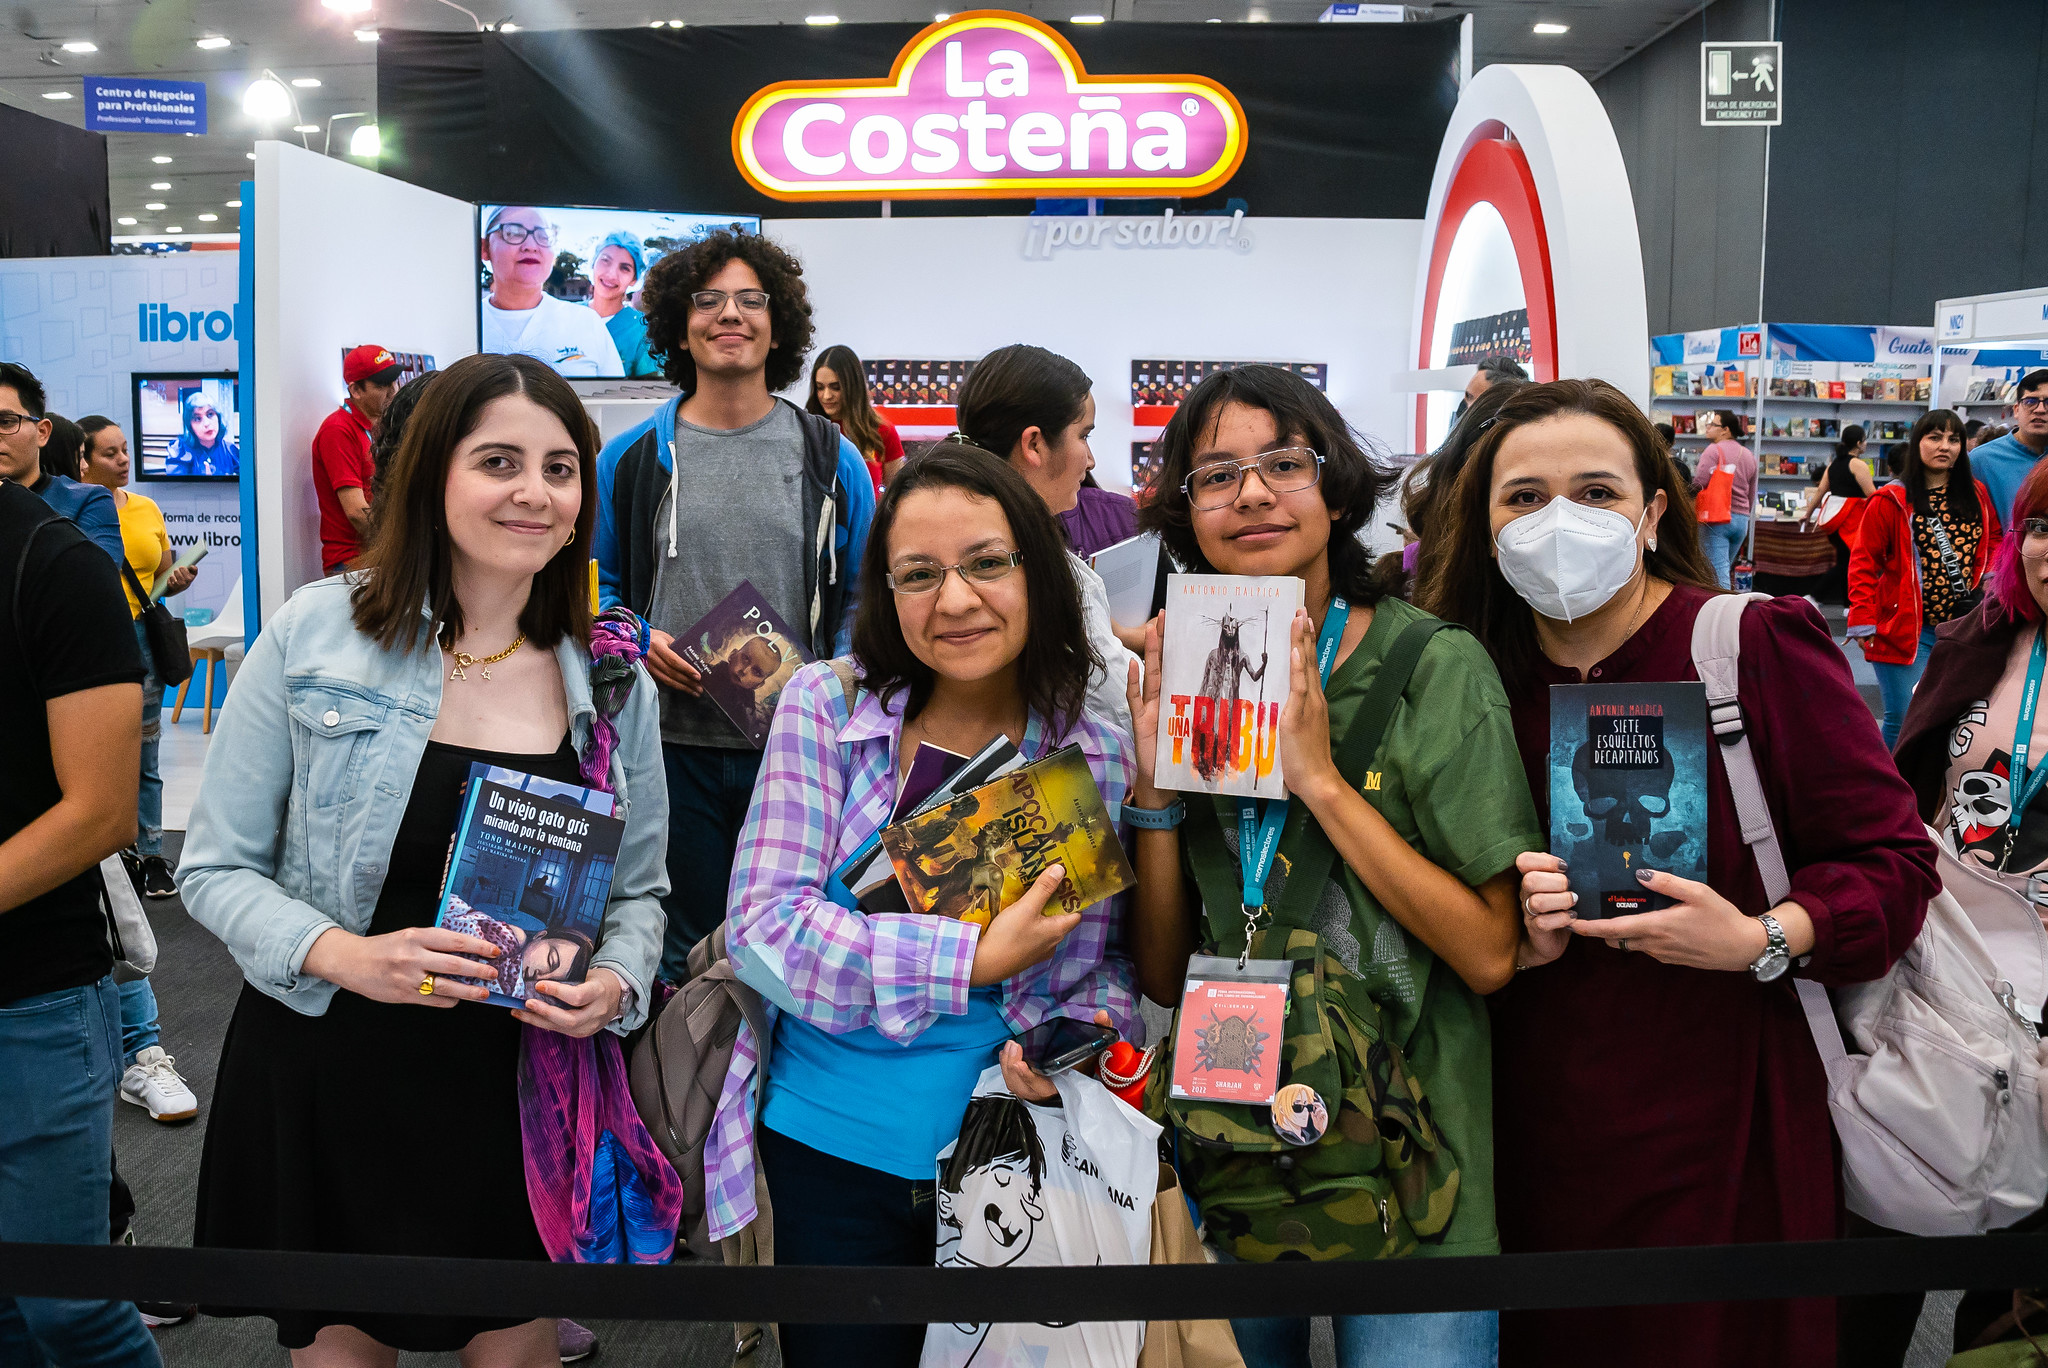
xmin=226 ymin=199 xmax=243 ymax=207
xmin=498 ymin=21 xmax=520 ymax=32
xmin=321 ymin=0 xmax=374 ymax=11
xmin=934 ymin=11 xmax=951 ymax=19
xmin=42 ymin=90 xmax=73 ymax=100
xmin=166 ymin=226 xmax=183 ymax=234
xmin=1532 ymin=21 xmax=1568 ymax=34
xmin=349 ymin=123 xmax=381 ymax=157
xmin=1070 ymin=13 xmax=1106 ymax=21
xmin=152 ymin=155 xmax=173 ymax=164
xmin=242 ymin=75 xmax=292 ymax=122
xmin=145 ymin=202 xmax=166 ymax=211
xmin=199 ymin=213 xmax=219 ymax=222
xmin=668 ymin=18 xmax=684 ymax=26
xmin=61 ymin=41 xmax=97 ymax=53
xmin=649 ymin=18 xmax=664 ymax=26
xmin=804 ymin=14 xmax=840 ymax=24
xmin=196 ymin=35 xmax=232 ymax=50
xmin=293 ymin=123 xmax=320 ymax=133
xmin=355 ymin=28 xmax=380 ymax=41
xmin=292 ymin=77 xmax=322 ymax=88
xmin=245 ymin=152 xmax=257 ymax=160
xmin=151 ymin=181 xmax=171 ymax=190
xmin=117 ymin=216 xmax=137 ymax=226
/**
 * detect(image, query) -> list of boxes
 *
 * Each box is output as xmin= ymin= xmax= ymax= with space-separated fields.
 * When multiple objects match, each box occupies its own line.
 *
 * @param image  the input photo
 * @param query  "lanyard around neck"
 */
xmin=2010 ymin=627 xmax=2048 ymax=830
xmin=1234 ymin=597 xmax=1350 ymax=960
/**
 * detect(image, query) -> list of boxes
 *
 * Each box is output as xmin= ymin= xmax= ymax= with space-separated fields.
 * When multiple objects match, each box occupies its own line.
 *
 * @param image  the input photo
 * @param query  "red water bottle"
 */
xmin=1099 ymin=1041 xmax=1157 ymax=1111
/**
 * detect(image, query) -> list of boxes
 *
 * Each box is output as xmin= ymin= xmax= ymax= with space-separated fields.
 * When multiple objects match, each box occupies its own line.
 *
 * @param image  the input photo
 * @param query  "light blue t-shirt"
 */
xmin=762 ymin=988 xmax=1012 ymax=1179
xmin=1972 ymin=432 xmax=2048 ymax=528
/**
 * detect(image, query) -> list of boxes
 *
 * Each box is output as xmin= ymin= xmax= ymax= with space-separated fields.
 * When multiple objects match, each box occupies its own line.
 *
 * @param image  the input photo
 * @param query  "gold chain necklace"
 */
xmin=448 ymin=634 xmax=525 ymax=682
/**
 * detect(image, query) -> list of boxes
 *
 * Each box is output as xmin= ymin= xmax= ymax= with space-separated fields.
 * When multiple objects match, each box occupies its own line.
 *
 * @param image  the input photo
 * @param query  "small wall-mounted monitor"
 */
xmin=476 ymin=204 xmax=762 ymax=381
xmin=133 ymin=372 xmax=239 ymax=481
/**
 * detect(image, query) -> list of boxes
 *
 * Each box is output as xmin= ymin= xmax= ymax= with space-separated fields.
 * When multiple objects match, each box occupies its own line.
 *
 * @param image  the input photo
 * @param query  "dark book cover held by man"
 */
xmin=1548 ymin=682 xmax=1710 ymax=918
xmin=433 ymin=764 xmax=626 ymax=1008
xmin=880 ymin=746 xmax=1136 ymax=928
xmin=677 ymin=579 xmax=814 ymax=747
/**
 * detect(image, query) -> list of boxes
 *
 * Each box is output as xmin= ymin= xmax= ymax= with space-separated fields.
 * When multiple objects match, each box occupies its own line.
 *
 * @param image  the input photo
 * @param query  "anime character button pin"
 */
xmin=1271 ymin=1084 xmax=1327 ymax=1147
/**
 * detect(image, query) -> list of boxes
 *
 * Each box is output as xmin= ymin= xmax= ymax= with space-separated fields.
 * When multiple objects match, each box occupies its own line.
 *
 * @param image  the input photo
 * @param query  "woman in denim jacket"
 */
xmin=179 ymin=353 xmax=667 ymax=1365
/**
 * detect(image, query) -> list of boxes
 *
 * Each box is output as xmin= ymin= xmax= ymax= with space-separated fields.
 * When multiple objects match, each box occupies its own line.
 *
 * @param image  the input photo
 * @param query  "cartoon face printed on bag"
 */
xmin=937 ymin=1097 xmax=1047 ymax=1270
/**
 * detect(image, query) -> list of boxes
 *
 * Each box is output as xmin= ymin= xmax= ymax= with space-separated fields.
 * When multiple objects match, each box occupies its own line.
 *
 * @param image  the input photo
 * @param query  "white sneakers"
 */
xmin=120 ymin=1047 xmax=198 ymax=1123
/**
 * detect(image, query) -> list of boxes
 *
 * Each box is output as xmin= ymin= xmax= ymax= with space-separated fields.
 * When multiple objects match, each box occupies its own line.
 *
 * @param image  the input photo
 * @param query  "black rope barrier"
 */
xmin=1 ymin=1235 xmax=2045 ymax=1324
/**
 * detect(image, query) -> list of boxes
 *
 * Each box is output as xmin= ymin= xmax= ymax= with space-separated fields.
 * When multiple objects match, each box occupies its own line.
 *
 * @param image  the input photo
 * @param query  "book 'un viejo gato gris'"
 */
xmin=1548 ymin=683 xmax=1709 ymax=918
xmin=1152 ymin=573 xmax=1304 ymax=800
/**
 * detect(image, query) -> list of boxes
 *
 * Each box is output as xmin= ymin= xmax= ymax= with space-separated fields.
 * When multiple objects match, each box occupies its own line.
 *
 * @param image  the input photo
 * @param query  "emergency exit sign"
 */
xmin=1701 ymin=41 xmax=1781 ymax=126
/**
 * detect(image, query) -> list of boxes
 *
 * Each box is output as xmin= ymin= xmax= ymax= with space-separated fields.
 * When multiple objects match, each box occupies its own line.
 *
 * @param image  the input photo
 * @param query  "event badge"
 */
xmin=1169 ymin=954 xmax=1292 ymax=1107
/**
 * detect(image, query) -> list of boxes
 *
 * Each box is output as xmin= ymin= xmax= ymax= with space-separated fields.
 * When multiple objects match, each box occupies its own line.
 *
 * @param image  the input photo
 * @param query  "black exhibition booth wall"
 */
xmin=0 ymin=102 xmax=112 ymax=257
xmin=376 ymin=18 xmax=1463 ymax=220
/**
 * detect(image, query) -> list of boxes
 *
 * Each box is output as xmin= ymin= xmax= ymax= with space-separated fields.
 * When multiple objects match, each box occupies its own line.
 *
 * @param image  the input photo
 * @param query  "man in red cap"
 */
xmin=312 ymin=345 xmax=403 ymax=576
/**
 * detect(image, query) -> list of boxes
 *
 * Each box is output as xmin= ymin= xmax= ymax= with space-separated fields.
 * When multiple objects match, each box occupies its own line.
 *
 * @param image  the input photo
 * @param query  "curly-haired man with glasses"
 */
xmin=594 ymin=227 xmax=873 ymax=978
xmin=1975 ymin=367 xmax=2048 ymax=528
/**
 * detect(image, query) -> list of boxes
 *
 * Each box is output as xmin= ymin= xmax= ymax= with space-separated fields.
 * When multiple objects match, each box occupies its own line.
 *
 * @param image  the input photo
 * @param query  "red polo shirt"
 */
xmin=312 ymin=401 xmax=375 ymax=573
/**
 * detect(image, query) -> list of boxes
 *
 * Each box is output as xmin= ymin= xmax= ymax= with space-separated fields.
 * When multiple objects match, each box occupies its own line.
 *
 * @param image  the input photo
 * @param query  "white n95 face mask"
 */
xmin=1494 ymin=498 xmax=1649 ymax=623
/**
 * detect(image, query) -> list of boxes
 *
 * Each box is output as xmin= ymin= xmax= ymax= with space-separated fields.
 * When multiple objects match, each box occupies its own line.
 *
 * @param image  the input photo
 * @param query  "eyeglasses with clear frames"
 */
xmin=487 ymin=222 xmax=556 ymax=248
xmin=690 ymin=290 xmax=772 ymax=315
xmin=886 ymin=550 xmax=1023 ymax=595
xmin=1183 ymin=447 xmax=1324 ymax=511
xmin=0 ymin=411 xmax=46 ymax=436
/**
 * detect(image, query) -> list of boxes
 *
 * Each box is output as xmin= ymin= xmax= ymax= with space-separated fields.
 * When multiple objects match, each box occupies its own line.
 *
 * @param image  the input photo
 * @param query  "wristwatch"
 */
xmin=1121 ymin=797 xmax=1187 ymax=830
xmin=1748 ymin=913 xmax=1791 ymax=982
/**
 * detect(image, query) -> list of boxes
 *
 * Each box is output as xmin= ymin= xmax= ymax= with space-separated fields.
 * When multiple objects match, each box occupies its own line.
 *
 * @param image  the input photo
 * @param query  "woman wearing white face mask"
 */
xmin=1419 ymin=379 xmax=1937 ymax=1368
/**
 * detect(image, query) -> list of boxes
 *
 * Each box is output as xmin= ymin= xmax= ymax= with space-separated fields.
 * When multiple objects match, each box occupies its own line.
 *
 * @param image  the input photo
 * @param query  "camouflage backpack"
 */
xmin=1144 ymin=615 xmax=1462 ymax=1263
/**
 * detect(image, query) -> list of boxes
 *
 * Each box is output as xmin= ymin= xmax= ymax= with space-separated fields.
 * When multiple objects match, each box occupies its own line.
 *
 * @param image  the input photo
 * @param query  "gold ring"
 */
xmin=419 ymin=976 xmax=436 ymax=996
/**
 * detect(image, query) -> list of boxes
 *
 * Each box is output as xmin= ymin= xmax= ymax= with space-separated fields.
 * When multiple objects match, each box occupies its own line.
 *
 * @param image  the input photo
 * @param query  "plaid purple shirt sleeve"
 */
xmin=703 ymin=669 xmax=1139 ymax=1242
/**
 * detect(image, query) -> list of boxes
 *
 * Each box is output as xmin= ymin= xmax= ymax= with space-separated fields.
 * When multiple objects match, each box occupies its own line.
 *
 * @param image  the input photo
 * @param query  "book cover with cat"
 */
xmin=1153 ymin=573 xmax=1304 ymax=800
xmin=1549 ymin=683 xmax=1710 ymax=918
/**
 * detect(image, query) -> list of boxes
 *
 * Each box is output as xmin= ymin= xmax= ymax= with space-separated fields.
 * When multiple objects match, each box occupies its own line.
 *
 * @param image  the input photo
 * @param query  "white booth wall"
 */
xmin=253 ymin=140 xmax=478 ymax=623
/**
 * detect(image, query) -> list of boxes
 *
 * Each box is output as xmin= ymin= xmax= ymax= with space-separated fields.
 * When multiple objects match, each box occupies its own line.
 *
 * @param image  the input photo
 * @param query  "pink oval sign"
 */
xmin=734 ymin=11 xmax=1248 ymax=201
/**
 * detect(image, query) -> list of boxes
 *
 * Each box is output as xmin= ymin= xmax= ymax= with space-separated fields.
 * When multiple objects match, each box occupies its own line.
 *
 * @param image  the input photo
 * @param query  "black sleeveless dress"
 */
xmin=194 ymin=736 xmax=579 ymax=1351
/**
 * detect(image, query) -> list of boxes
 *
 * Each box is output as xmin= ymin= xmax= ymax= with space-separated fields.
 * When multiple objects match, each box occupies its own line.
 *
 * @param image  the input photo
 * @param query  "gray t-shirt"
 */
xmin=648 ymin=402 xmax=811 ymax=748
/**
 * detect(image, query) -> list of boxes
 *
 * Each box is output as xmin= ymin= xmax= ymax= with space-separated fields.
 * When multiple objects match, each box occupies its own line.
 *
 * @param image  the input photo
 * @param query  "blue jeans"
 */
xmin=1872 ymin=623 xmax=1938 ymax=750
xmin=132 ymin=620 xmax=162 ymax=859
xmin=659 ymin=742 xmax=765 ymax=982
xmin=1699 ymin=515 xmax=1750 ymax=591
xmin=1231 ymin=1310 xmax=1499 ymax=1368
xmin=116 ymin=980 xmax=159 ymax=1067
xmin=0 ymin=976 xmax=161 ymax=1367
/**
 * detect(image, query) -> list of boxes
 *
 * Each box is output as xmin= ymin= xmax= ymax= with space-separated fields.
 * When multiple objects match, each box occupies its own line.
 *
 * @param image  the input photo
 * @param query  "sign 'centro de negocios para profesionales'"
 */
xmin=734 ymin=11 xmax=1247 ymax=200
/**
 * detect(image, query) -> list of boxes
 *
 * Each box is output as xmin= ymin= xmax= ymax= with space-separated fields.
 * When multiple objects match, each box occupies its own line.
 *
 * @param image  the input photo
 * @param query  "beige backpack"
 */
xmin=1696 ymin=593 xmax=2048 ymax=1236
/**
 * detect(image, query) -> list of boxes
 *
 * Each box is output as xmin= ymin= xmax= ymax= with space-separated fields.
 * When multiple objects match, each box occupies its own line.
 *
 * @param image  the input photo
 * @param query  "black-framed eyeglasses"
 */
xmin=1183 ymin=447 xmax=1323 ymax=511
xmin=690 ymin=289 xmax=771 ymax=316
xmin=886 ymin=550 xmax=1023 ymax=595
xmin=2019 ymin=395 xmax=2048 ymax=411
xmin=0 ymin=410 xmax=47 ymax=436
xmin=487 ymin=222 xmax=556 ymax=248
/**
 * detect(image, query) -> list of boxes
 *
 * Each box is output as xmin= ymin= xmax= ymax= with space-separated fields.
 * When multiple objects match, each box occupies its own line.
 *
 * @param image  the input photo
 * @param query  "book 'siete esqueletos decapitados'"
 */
xmin=1153 ymin=574 xmax=1304 ymax=800
xmin=879 ymin=745 xmax=1135 ymax=926
xmin=433 ymin=764 xmax=625 ymax=1008
xmin=1548 ymin=682 xmax=1710 ymax=918
xmin=676 ymin=580 xmax=814 ymax=748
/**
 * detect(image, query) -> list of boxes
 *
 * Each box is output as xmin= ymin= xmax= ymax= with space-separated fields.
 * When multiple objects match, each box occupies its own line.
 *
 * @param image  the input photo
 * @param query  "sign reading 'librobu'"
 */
xmin=733 ymin=11 xmax=1248 ymax=200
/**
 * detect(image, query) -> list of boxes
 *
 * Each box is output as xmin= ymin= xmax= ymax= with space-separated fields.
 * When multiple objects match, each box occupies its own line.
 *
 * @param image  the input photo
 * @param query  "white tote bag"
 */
xmin=922 ymin=1065 xmax=1163 ymax=1368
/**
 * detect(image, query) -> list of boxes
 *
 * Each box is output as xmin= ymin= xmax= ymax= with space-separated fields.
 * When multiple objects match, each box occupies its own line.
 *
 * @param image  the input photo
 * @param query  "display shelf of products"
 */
xmin=1130 ymin=359 xmax=1328 ymax=430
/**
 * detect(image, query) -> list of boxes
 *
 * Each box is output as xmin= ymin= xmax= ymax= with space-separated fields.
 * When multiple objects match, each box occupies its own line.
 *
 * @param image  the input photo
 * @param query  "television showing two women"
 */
xmin=434 ymin=764 xmax=626 ymax=1008
xmin=135 ymin=373 xmax=239 ymax=480
xmin=476 ymin=204 xmax=761 ymax=380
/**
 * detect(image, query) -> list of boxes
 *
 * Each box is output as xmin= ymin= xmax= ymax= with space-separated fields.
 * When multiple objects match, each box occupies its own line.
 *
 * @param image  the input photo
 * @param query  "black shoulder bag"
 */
xmin=118 ymin=558 xmax=194 ymax=689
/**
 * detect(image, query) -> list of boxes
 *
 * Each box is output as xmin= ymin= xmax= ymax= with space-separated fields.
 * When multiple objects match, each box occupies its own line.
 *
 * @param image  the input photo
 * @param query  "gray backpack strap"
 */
xmin=1688 ymin=592 xmax=1850 ymax=1077
xmin=827 ymin=656 xmax=861 ymax=734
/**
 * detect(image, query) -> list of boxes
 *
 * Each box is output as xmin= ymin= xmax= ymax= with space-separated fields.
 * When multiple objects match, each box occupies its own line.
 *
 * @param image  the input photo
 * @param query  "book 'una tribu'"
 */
xmin=1548 ymin=683 xmax=1709 ymax=918
xmin=1153 ymin=574 xmax=1304 ymax=800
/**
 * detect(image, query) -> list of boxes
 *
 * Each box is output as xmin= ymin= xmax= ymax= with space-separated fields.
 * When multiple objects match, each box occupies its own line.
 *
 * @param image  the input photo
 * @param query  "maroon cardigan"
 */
xmin=1895 ymin=593 xmax=2032 ymax=822
xmin=1495 ymin=584 xmax=1938 ymax=1368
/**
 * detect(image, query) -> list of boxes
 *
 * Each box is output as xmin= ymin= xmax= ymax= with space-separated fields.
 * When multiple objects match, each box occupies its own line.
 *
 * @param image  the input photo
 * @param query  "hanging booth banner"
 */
xmin=376 ymin=17 xmax=1462 ymax=219
xmin=732 ymin=13 xmax=1246 ymax=201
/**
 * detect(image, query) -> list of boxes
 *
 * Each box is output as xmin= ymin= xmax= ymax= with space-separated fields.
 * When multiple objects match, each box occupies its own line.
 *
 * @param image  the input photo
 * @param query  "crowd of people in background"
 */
xmin=3 ymin=220 xmax=2043 ymax=1368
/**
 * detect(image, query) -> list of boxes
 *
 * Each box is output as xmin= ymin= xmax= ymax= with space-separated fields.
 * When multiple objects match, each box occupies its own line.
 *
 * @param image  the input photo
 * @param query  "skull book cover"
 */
xmin=1153 ymin=573 xmax=1305 ymax=799
xmin=676 ymin=579 xmax=814 ymax=748
xmin=1548 ymin=683 xmax=1709 ymax=918
xmin=880 ymin=745 xmax=1135 ymax=926
xmin=1168 ymin=975 xmax=1286 ymax=1105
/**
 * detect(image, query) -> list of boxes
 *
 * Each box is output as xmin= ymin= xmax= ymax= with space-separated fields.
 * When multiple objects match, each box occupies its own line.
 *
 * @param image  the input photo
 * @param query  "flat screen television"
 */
xmin=476 ymin=204 xmax=761 ymax=381
xmin=133 ymin=372 xmax=239 ymax=481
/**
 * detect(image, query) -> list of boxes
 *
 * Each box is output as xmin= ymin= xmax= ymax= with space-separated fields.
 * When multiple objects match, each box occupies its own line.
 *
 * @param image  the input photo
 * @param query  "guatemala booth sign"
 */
xmin=733 ymin=10 xmax=1248 ymax=200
